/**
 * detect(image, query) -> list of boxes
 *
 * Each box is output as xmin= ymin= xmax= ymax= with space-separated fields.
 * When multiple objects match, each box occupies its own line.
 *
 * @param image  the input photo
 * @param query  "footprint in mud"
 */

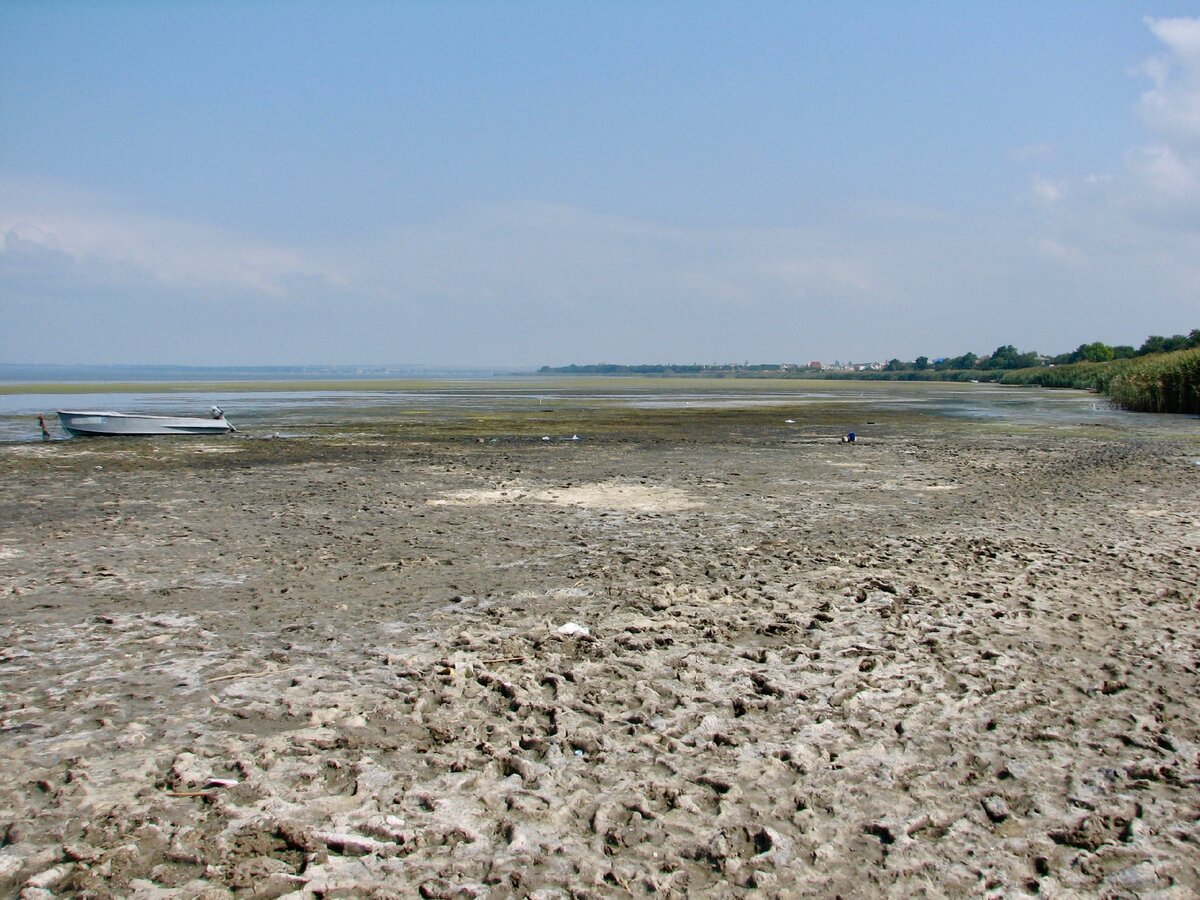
xmin=692 ymin=824 xmax=786 ymax=876
xmin=590 ymin=795 xmax=664 ymax=850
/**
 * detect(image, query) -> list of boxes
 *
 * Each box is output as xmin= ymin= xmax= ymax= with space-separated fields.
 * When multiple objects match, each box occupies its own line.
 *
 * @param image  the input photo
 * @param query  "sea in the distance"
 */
xmin=0 ymin=364 xmax=1194 ymax=443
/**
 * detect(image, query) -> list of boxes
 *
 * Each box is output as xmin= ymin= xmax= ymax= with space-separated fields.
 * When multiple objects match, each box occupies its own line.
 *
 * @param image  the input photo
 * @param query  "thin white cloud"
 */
xmin=1030 ymin=175 xmax=1066 ymax=204
xmin=0 ymin=179 xmax=339 ymax=297
xmin=345 ymin=201 xmax=881 ymax=311
xmin=1140 ymin=17 xmax=1200 ymax=146
xmin=1112 ymin=19 xmax=1200 ymax=228
xmin=1035 ymin=237 xmax=1087 ymax=267
xmin=1126 ymin=144 xmax=1200 ymax=199
xmin=1023 ymin=17 xmax=1200 ymax=248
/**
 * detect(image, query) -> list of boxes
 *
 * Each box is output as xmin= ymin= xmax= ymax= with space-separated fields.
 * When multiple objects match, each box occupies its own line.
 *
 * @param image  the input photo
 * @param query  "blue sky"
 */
xmin=2 ymin=2 xmax=1198 ymax=367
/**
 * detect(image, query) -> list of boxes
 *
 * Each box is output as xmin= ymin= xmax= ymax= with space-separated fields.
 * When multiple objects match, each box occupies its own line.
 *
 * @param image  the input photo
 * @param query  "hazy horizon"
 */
xmin=3 ymin=3 xmax=1199 ymax=368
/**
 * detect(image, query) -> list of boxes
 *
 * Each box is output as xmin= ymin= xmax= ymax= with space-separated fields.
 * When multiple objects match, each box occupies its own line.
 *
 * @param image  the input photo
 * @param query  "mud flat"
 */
xmin=1 ymin=411 xmax=1198 ymax=897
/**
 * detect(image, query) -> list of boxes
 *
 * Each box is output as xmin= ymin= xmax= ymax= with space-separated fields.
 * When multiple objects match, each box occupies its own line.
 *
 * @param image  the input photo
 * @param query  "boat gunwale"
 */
xmin=56 ymin=409 xmax=234 ymax=436
xmin=56 ymin=409 xmax=227 ymax=422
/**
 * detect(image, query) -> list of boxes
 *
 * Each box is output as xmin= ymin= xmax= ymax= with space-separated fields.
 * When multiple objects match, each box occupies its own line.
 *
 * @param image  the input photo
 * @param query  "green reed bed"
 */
xmin=1106 ymin=347 xmax=1200 ymax=414
xmin=999 ymin=361 xmax=1124 ymax=392
xmin=999 ymin=349 xmax=1200 ymax=414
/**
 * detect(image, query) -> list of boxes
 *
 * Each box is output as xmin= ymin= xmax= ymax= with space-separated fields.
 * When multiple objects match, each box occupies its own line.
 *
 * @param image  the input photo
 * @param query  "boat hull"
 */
xmin=57 ymin=411 xmax=234 ymax=437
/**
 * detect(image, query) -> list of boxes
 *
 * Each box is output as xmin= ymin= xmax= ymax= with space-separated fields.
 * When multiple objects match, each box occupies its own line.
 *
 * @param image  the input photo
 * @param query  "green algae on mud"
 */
xmin=8 ymin=377 xmax=1191 ymax=479
xmin=5 ymin=398 xmax=1188 ymax=482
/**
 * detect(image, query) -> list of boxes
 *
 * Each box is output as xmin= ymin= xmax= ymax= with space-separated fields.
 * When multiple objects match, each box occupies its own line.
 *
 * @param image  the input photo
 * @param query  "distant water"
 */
xmin=0 ymin=363 xmax=525 ymax=383
xmin=0 ymin=377 xmax=1194 ymax=444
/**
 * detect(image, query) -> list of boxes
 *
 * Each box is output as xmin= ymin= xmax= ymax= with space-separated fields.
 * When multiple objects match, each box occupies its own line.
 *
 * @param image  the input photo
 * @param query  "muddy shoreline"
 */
xmin=2 ymin=418 xmax=1199 ymax=897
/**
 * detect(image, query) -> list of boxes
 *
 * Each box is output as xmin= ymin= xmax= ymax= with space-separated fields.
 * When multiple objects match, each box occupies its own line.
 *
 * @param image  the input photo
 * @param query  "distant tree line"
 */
xmin=537 ymin=329 xmax=1199 ymax=414
xmin=879 ymin=330 xmax=1200 ymax=373
xmin=538 ymin=363 xmax=780 ymax=375
xmin=539 ymin=329 xmax=1199 ymax=378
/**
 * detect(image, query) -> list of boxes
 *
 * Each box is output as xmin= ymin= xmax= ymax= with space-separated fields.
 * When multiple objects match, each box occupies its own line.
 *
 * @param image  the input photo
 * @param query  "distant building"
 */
xmin=807 ymin=360 xmax=823 ymax=370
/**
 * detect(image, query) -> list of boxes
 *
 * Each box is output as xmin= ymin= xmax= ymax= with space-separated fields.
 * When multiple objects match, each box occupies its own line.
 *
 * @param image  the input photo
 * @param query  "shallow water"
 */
xmin=0 ymin=379 xmax=1193 ymax=442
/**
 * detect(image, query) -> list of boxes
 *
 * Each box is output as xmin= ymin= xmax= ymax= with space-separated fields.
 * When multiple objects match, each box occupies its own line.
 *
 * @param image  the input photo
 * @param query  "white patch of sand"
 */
xmin=430 ymin=481 xmax=701 ymax=512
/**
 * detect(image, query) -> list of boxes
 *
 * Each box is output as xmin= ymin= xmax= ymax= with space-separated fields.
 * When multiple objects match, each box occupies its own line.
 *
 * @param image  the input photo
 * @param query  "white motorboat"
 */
xmin=57 ymin=406 xmax=236 ymax=437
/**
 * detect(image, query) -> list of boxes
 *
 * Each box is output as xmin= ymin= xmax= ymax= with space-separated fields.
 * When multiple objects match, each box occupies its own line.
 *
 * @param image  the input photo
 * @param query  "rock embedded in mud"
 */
xmin=24 ymin=863 xmax=74 ymax=890
xmin=0 ymin=853 xmax=23 ymax=884
xmin=981 ymin=795 xmax=1011 ymax=823
xmin=61 ymin=842 xmax=101 ymax=863
xmin=312 ymin=830 xmax=402 ymax=857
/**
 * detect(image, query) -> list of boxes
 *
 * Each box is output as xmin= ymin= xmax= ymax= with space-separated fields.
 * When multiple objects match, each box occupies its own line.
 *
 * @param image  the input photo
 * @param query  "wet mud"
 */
xmin=1 ymin=419 xmax=1199 ymax=897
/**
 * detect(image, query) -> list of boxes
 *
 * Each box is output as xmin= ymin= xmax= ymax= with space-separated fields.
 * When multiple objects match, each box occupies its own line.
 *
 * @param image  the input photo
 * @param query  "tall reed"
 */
xmin=1106 ymin=347 xmax=1200 ymax=414
xmin=998 ymin=361 xmax=1126 ymax=391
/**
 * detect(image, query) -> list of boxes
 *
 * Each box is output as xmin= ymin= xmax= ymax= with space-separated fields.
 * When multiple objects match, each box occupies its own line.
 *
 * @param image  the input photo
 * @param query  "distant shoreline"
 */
xmin=0 ymin=378 xmax=530 ymax=395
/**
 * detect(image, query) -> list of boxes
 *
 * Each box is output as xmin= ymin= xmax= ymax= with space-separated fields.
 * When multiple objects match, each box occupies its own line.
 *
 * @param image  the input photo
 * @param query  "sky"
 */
xmin=2 ymin=1 xmax=1199 ymax=368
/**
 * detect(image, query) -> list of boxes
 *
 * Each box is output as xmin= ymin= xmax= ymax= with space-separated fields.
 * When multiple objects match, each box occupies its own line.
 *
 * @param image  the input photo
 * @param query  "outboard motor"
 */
xmin=211 ymin=405 xmax=224 ymax=419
